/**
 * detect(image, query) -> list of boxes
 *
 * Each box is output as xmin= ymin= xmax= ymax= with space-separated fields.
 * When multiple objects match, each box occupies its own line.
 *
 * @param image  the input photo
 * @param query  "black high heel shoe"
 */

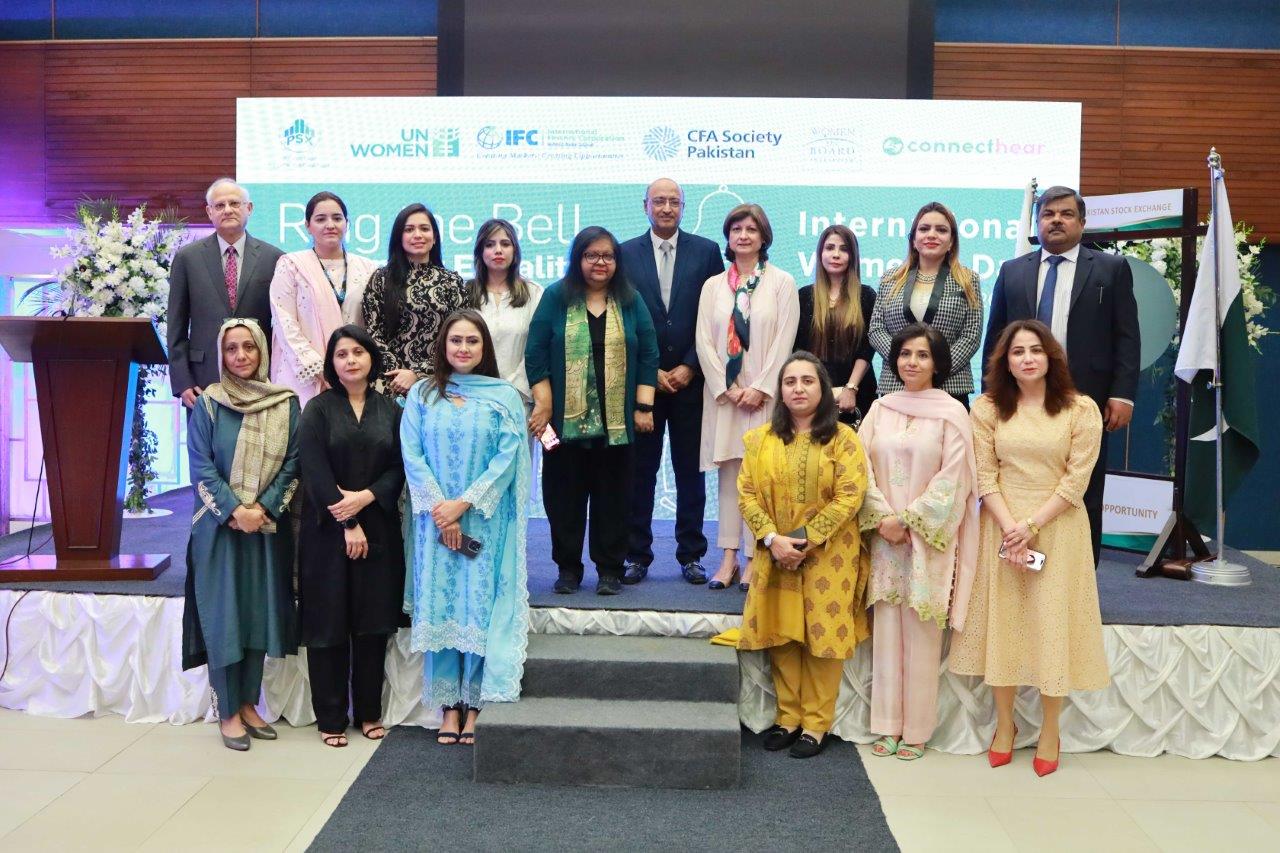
xmin=708 ymin=566 xmax=740 ymax=590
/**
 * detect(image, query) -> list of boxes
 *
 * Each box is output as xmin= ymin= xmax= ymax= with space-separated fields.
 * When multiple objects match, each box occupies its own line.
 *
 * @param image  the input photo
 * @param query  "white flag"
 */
xmin=1013 ymin=179 xmax=1036 ymax=257
xmin=1174 ymin=172 xmax=1240 ymax=383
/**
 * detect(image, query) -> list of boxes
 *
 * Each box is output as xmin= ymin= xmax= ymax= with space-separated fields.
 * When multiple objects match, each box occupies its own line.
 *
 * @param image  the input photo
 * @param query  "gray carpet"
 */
xmin=308 ymin=727 xmax=898 ymax=853
xmin=3 ymin=487 xmax=1278 ymax=628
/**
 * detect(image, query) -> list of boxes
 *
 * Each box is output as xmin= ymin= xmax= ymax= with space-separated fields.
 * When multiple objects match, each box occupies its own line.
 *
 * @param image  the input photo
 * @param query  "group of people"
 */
xmin=169 ymin=175 xmax=1138 ymax=772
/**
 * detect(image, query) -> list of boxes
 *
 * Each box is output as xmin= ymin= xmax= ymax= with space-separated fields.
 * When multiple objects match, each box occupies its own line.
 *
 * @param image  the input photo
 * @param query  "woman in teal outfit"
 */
xmin=402 ymin=309 xmax=531 ymax=746
xmin=182 ymin=318 xmax=301 ymax=751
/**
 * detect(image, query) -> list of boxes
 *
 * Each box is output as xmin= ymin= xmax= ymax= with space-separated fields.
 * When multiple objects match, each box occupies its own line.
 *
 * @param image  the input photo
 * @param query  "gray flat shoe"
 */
xmin=221 ymin=731 xmax=251 ymax=751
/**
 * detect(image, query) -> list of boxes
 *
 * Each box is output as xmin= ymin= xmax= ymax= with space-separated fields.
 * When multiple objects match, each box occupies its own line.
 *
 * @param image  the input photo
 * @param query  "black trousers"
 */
xmin=628 ymin=385 xmax=707 ymax=567
xmin=307 ymin=633 xmax=389 ymax=733
xmin=1082 ymin=429 xmax=1109 ymax=568
xmin=542 ymin=440 xmax=634 ymax=582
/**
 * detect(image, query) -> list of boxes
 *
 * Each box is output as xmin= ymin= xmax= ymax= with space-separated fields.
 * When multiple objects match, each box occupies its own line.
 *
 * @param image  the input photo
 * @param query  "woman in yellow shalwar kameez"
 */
xmin=738 ymin=351 xmax=870 ymax=759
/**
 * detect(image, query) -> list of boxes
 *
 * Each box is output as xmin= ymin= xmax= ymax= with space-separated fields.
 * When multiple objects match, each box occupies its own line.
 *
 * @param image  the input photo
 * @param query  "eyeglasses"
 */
xmin=210 ymin=200 xmax=245 ymax=211
xmin=584 ymin=253 xmax=616 ymax=265
xmin=648 ymin=197 xmax=684 ymax=209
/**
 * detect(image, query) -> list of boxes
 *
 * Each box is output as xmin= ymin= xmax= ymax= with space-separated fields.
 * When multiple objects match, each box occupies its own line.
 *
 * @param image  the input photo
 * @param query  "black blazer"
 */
xmin=619 ymin=229 xmax=725 ymax=376
xmin=167 ymin=232 xmax=282 ymax=394
xmin=983 ymin=245 xmax=1140 ymax=405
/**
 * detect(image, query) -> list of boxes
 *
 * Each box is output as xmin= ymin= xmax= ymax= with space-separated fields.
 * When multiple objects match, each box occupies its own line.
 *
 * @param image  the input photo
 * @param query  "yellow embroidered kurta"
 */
xmin=737 ymin=424 xmax=870 ymax=659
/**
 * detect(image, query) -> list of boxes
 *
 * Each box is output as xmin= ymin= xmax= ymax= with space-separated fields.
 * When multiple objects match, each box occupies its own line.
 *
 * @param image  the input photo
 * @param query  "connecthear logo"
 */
xmin=882 ymin=136 xmax=904 ymax=156
xmin=643 ymin=127 xmax=681 ymax=161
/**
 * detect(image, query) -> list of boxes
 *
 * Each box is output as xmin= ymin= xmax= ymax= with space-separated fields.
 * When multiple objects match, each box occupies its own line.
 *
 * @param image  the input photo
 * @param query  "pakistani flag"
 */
xmin=1173 ymin=172 xmax=1260 ymax=537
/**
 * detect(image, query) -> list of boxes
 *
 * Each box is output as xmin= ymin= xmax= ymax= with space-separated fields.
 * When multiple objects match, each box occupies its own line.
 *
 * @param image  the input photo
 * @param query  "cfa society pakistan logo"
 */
xmin=882 ymin=136 xmax=904 ymax=156
xmin=643 ymin=127 xmax=680 ymax=161
xmin=282 ymin=119 xmax=316 ymax=151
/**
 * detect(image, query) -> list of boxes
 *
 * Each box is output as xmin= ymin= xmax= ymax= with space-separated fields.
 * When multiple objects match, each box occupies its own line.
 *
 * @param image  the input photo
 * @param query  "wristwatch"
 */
xmin=342 ymin=517 xmax=359 ymax=530
xmin=763 ymin=532 xmax=777 ymax=548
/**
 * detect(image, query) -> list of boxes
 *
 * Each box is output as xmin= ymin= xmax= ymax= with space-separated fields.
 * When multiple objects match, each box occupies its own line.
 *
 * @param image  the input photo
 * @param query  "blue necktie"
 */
xmin=1037 ymin=255 xmax=1065 ymax=326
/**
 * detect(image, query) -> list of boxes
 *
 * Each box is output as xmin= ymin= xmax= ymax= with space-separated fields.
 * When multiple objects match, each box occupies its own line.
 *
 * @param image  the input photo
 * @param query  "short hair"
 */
xmin=1036 ymin=185 xmax=1086 ymax=220
xmin=323 ymin=325 xmax=384 ymax=393
xmin=982 ymin=319 xmax=1078 ymax=419
xmin=305 ymin=191 xmax=348 ymax=222
xmin=560 ymin=226 xmax=634 ymax=305
xmin=205 ymin=177 xmax=249 ymax=204
xmin=425 ymin=310 xmax=501 ymax=402
xmin=889 ymin=322 xmax=952 ymax=389
xmin=770 ymin=351 xmax=839 ymax=446
xmin=722 ymin=203 xmax=772 ymax=263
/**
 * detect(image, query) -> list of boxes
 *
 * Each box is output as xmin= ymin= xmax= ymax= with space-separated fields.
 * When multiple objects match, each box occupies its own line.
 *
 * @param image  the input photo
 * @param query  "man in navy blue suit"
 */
xmin=620 ymin=178 xmax=725 ymax=585
xmin=983 ymin=185 xmax=1140 ymax=566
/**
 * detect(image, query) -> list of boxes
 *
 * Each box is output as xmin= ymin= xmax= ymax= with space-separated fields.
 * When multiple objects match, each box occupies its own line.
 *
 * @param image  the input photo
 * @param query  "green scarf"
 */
xmin=562 ymin=297 xmax=628 ymax=445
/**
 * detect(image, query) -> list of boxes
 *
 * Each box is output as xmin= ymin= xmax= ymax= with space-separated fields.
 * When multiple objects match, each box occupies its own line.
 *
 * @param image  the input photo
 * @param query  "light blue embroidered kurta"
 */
xmin=401 ymin=376 xmax=530 ymax=707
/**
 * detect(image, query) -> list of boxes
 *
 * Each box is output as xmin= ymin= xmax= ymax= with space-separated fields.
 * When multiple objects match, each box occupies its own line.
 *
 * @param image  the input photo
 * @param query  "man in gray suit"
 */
xmin=168 ymin=177 xmax=282 ymax=406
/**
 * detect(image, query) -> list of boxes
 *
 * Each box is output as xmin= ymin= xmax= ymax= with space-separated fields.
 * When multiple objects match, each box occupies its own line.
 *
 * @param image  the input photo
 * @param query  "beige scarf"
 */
xmin=201 ymin=318 xmax=296 ymax=533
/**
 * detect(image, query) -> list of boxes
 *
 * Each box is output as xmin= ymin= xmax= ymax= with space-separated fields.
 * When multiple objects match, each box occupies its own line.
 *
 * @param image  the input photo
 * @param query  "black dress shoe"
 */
xmin=789 ymin=733 xmax=827 ymax=759
xmin=762 ymin=725 xmax=802 ymax=751
xmin=621 ymin=561 xmax=648 ymax=585
xmin=596 ymin=576 xmax=622 ymax=595
xmin=553 ymin=577 xmax=580 ymax=594
xmin=681 ymin=561 xmax=708 ymax=584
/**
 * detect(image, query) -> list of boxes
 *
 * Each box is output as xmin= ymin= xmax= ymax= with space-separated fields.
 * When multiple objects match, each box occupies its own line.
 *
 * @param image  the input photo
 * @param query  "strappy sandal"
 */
xmin=896 ymin=743 xmax=926 ymax=761
xmin=361 ymin=723 xmax=387 ymax=740
xmin=437 ymin=705 xmax=461 ymax=745
xmin=320 ymin=732 xmax=348 ymax=748
xmin=459 ymin=707 xmax=479 ymax=746
xmin=871 ymin=735 xmax=900 ymax=757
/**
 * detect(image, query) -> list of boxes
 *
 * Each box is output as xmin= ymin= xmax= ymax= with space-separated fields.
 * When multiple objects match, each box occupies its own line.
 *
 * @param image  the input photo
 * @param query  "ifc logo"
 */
xmin=282 ymin=119 xmax=316 ymax=151
xmin=477 ymin=126 xmax=504 ymax=150
xmin=882 ymin=136 xmax=904 ymax=156
xmin=643 ymin=127 xmax=680 ymax=161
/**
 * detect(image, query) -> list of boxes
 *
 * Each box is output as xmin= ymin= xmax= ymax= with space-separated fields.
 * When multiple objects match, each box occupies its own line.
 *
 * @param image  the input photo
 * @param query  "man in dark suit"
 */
xmin=620 ymin=178 xmax=725 ymax=585
xmin=168 ymin=177 xmax=282 ymax=407
xmin=983 ymin=185 xmax=1140 ymax=564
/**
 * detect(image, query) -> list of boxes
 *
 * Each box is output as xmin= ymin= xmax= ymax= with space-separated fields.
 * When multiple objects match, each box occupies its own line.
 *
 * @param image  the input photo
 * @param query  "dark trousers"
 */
xmin=628 ymin=385 xmax=707 ymax=567
xmin=208 ymin=650 xmax=265 ymax=720
xmin=542 ymin=440 xmax=634 ymax=582
xmin=1083 ymin=429 xmax=1109 ymax=568
xmin=307 ymin=633 xmax=389 ymax=733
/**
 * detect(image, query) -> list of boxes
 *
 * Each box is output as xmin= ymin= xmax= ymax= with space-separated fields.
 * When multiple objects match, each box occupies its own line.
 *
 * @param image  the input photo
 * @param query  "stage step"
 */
xmin=474 ymin=698 xmax=742 ymax=789
xmin=520 ymin=634 xmax=739 ymax=703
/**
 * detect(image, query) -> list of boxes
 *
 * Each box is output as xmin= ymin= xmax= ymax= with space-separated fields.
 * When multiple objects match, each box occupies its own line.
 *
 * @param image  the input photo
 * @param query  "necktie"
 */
xmin=658 ymin=240 xmax=674 ymax=308
xmin=225 ymin=246 xmax=239 ymax=310
xmin=1037 ymin=254 xmax=1064 ymax=327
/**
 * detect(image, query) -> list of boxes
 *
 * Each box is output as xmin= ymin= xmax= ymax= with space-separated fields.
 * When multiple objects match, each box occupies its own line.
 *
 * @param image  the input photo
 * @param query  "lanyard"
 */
xmin=313 ymin=248 xmax=348 ymax=304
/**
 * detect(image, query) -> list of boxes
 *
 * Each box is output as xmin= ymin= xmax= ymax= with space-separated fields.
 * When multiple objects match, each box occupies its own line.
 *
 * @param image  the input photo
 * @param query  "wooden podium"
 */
xmin=0 ymin=316 xmax=171 ymax=581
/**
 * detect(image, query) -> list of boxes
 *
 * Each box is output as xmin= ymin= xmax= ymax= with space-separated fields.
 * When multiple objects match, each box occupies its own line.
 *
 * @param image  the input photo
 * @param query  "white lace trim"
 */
xmin=409 ymin=621 xmax=488 ymax=656
xmin=195 ymin=481 xmax=222 ymax=526
xmin=409 ymin=482 xmax=445 ymax=515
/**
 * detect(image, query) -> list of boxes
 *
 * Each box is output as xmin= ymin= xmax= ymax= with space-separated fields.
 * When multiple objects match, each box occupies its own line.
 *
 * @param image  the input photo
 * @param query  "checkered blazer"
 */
xmin=867 ymin=266 xmax=984 ymax=396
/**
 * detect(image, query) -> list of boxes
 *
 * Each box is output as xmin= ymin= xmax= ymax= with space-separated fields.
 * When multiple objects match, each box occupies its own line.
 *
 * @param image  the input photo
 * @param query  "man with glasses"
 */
xmin=167 ymin=177 xmax=283 ymax=407
xmin=619 ymin=178 xmax=725 ymax=585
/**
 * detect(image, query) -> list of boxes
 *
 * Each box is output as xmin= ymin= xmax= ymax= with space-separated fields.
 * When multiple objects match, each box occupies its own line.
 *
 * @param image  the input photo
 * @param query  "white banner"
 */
xmin=1103 ymin=474 xmax=1174 ymax=535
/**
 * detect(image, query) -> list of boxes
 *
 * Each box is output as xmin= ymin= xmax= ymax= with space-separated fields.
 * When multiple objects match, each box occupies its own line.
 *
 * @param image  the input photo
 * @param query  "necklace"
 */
xmin=916 ymin=270 xmax=938 ymax=283
xmin=313 ymin=248 xmax=348 ymax=304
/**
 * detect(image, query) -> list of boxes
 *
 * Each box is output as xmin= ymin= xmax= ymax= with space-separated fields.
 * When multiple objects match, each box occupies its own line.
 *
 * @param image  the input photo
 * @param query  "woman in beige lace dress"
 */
xmin=949 ymin=320 xmax=1108 ymax=777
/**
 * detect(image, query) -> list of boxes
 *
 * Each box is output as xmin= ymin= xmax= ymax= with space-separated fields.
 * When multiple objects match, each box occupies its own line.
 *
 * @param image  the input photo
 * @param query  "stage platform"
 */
xmin=1 ymin=488 xmax=1277 ymax=760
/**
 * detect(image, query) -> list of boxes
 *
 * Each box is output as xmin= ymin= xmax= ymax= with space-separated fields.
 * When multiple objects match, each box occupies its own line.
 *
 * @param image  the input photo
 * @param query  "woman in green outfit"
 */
xmin=182 ymin=317 xmax=301 ymax=751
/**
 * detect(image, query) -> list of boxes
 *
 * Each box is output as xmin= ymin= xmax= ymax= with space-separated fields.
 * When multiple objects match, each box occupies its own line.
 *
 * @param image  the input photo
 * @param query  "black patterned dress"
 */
xmin=362 ymin=262 xmax=466 ymax=393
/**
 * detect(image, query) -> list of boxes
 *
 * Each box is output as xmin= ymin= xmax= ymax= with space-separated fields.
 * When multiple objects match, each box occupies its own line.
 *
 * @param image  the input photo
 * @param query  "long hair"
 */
xmin=305 ymin=191 xmax=348 ymax=222
xmin=770 ymin=351 xmax=839 ymax=446
xmin=722 ymin=203 xmax=772 ymax=263
xmin=384 ymin=202 xmax=445 ymax=339
xmin=560 ymin=226 xmax=634 ymax=306
xmin=982 ymin=319 xmax=1077 ymax=420
xmin=810 ymin=224 xmax=865 ymax=362
xmin=322 ymin=324 xmax=384 ymax=394
xmin=888 ymin=201 xmax=979 ymax=308
xmin=465 ymin=218 xmax=535 ymax=309
xmin=426 ymin=309 xmax=501 ymax=402
xmin=888 ymin=322 xmax=951 ymax=388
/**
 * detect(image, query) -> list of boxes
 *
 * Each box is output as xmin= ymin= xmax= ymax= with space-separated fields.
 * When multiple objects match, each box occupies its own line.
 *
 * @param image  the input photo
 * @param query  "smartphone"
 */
xmin=539 ymin=424 xmax=561 ymax=451
xmin=998 ymin=544 xmax=1046 ymax=571
xmin=439 ymin=531 xmax=484 ymax=558
xmin=785 ymin=527 xmax=809 ymax=548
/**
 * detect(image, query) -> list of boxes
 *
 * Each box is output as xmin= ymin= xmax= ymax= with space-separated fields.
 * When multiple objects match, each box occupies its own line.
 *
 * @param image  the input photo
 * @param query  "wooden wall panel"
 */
xmin=0 ymin=45 xmax=48 ymax=225
xmin=936 ymin=43 xmax=1280 ymax=240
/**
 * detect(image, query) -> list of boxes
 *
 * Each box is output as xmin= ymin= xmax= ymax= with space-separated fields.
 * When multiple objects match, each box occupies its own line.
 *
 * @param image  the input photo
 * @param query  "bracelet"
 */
xmin=1025 ymin=518 xmax=1040 ymax=538
xmin=635 ymin=402 xmax=654 ymax=413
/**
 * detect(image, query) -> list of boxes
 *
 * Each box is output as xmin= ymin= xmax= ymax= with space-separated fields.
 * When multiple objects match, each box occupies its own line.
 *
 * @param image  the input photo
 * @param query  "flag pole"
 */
xmin=1191 ymin=148 xmax=1251 ymax=585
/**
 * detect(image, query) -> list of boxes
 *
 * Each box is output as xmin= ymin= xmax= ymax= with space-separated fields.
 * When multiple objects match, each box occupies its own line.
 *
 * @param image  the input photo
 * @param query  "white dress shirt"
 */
xmin=477 ymin=281 xmax=544 ymax=406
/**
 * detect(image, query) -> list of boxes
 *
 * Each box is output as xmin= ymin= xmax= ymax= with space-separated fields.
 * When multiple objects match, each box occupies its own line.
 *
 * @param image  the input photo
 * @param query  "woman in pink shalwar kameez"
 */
xmin=858 ymin=323 xmax=978 ymax=760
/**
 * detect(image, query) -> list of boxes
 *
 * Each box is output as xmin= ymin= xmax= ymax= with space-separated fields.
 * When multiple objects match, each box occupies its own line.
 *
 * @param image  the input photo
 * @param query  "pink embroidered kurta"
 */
xmin=269 ymin=250 xmax=376 ymax=406
xmin=858 ymin=392 xmax=979 ymax=630
xmin=696 ymin=263 xmax=800 ymax=470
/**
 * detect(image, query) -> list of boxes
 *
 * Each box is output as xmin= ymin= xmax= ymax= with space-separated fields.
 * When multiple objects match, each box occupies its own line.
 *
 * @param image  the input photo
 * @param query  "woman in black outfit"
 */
xmin=298 ymin=325 xmax=406 ymax=748
xmin=795 ymin=224 xmax=878 ymax=425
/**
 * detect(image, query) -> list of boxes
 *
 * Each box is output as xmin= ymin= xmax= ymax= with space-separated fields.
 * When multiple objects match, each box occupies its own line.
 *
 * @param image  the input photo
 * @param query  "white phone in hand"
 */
xmin=998 ymin=544 xmax=1046 ymax=571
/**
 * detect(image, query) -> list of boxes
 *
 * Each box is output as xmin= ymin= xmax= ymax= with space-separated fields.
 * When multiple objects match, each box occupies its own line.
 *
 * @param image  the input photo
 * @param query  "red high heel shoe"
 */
xmin=987 ymin=725 xmax=1016 ymax=768
xmin=1033 ymin=737 xmax=1060 ymax=777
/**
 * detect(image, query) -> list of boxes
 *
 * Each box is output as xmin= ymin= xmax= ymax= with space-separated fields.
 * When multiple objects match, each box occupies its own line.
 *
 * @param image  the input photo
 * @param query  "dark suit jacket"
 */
xmin=983 ymin=245 xmax=1140 ymax=405
xmin=619 ymin=229 xmax=724 ymax=377
xmin=167 ymin=232 xmax=283 ymax=395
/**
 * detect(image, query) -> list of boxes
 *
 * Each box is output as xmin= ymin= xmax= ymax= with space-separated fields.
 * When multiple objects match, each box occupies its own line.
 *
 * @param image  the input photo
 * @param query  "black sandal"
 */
xmin=438 ymin=705 xmax=462 ymax=745
xmin=320 ymin=732 xmax=348 ymax=748
xmin=361 ymin=723 xmax=387 ymax=740
xmin=459 ymin=706 xmax=480 ymax=745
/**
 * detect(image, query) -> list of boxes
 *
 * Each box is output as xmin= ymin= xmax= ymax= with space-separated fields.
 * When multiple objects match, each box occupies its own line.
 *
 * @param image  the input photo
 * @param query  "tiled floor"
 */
xmin=0 ymin=706 xmax=1276 ymax=851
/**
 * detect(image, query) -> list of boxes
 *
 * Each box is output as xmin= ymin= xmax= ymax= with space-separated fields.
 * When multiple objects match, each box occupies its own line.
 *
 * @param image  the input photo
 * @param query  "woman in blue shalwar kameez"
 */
xmin=401 ymin=309 xmax=531 ymax=746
